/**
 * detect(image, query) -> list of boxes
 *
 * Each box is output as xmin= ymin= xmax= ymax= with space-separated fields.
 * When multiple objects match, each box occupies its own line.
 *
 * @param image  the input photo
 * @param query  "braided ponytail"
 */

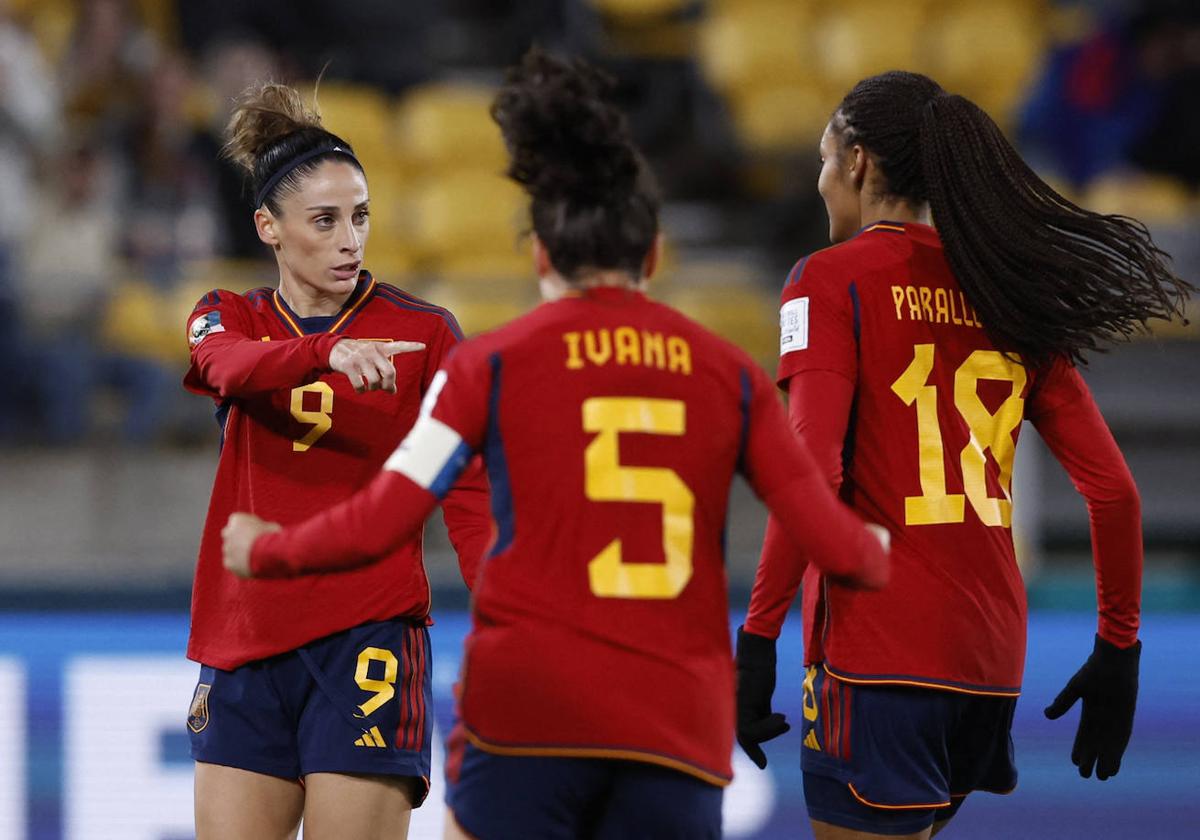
xmin=834 ymin=71 xmax=1192 ymax=366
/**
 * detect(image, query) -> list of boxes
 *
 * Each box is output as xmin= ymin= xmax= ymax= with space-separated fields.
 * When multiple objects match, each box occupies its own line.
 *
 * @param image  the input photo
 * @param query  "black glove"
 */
xmin=735 ymin=626 xmax=790 ymax=769
xmin=1044 ymin=634 xmax=1141 ymax=780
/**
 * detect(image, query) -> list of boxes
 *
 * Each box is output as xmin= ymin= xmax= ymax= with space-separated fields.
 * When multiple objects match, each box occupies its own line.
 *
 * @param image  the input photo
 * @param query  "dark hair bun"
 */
xmin=223 ymin=82 xmax=324 ymax=174
xmin=491 ymin=47 xmax=640 ymax=205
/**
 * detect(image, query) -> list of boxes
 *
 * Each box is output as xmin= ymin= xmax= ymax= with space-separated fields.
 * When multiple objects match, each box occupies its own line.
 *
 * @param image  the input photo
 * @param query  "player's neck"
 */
xmin=276 ymin=272 xmax=354 ymax=317
xmin=540 ymin=270 xmax=644 ymax=302
xmin=860 ymin=199 xmax=932 ymax=229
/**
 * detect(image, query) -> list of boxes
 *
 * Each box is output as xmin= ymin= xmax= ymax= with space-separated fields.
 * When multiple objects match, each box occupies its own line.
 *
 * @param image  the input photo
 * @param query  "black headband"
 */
xmin=254 ymin=144 xmax=359 ymax=209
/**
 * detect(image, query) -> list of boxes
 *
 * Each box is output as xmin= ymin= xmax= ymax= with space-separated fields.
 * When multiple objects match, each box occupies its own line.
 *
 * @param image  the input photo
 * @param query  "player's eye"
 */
xmin=353 ymin=210 xmax=370 ymax=224
xmin=314 ymin=215 xmax=334 ymax=228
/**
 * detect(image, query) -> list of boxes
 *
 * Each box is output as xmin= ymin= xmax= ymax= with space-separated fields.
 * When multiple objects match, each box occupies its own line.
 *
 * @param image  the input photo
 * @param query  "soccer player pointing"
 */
xmin=737 ymin=71 xmax=1191 ymax=840
xmin=223 ymin=49 xmax=889 ymax=839
xmin=185 ymin=83 xmax=491 ymax=840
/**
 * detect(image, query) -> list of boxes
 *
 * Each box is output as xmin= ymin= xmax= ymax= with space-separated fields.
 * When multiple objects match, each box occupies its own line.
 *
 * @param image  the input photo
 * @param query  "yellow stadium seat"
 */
xmin=697 ymin=4 xmax=814 ymax=93
xmin=727 ymin=82 xmax=832 ymax=155
xmin=17 ymin=0 xmax=75 ymax=64
xmin=313 ymin=83 xmax=396 ymax=172
xmin=1082 ymin=174 xmax=1197 ymax=225
xmin=133 ymin=0 xmax=177 ymax=46
xmin=394 ymin=83 xmax=508 ymax=173
xmin=663 ymin=283 xmax=778 ymax=361
xmin=811 ymin=2 xmax=932 ymax=92
xmin=405 ymin=172 xmax=527 ymax=262
xmin=434 ymin=254 xmax=533 ymax=285
xmin=102 ymin=280 xmax=186 ymax=364
xmin=589 ymin=0 xmax=692 ymax=20
xmin=927 ymin=3 xmax=1045 ymax=127
xmin=418 ymin=281 xmax=534 ymax=337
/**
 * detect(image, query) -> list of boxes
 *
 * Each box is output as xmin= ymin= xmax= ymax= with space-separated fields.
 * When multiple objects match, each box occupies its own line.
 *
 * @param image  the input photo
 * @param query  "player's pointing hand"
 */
xmin=329 ymin=338 xmax=426 ymax=394
xmin=222 ymin=513 xmax=282 ymax=578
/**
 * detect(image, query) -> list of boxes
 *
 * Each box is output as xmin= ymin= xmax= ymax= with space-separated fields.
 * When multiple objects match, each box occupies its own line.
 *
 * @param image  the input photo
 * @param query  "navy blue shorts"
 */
xmin=187 ymin=617 xmax=433 ymax=803
xmin=799 ymin=664 xmax=1017 ymax=835
xmin=446 ymin=741 xmax=722 ymax=839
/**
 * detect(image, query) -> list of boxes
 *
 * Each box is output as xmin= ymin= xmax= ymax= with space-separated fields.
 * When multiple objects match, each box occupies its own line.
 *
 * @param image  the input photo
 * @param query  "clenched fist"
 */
xmin=222 ymin=513 xmax=282 ymax=578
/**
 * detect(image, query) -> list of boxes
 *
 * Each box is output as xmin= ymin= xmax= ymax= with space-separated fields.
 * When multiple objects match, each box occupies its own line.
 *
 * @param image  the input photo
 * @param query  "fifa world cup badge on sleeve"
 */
xmin=780 ymin=297 xmax=809 ymax=355
xmin=187 ymin=683 xmax=211 ymax=733
xmin=189 ymin=311 xmax=225 ymax=346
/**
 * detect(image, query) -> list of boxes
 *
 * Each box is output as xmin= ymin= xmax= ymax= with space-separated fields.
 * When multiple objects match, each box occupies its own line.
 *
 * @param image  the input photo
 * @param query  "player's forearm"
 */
xmin=250 ymin=471 xmax=437 ymax=578
xmin=1088 ymin=491 xmax=1143 ymax=647
xmin=190 ymin=333 xmax=341 ymax=397
xmin=1083 ymin=465 xmax=1142 ymax=646
xmin=1034 ymin=392 xmax=1143 ymax=647
xmin=762 ymin=472 xmax=887 ymax=587
xmin=744 ymin=515 xmax=805 ymax=639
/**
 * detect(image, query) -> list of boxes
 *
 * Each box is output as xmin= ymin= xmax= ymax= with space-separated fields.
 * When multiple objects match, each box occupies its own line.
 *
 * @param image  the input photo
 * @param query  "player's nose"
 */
xmin=339 ymin=219 xmax=362 ymax=253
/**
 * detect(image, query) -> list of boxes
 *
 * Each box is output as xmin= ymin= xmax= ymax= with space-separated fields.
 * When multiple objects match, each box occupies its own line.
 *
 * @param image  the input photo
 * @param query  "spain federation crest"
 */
xmin=187 ymin=683 xmax=211 ymax=733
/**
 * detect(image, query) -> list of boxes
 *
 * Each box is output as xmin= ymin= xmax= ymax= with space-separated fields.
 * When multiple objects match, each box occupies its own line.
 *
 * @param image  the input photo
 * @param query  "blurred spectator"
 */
xmin=1126 ymin=4 xmax=1200 ymax=187
xmin=59 ymin=0 xmax=157 ymax=134
xmin=178 ymin=0 xmax=436 ymax=93
xmin=1019 ymin=0 xmax=1200 ymax=187
xmin=435 ymin=0 xmax=567 ymax=67
xmin=19 ymin=141 xmax=173 ymax=445
xmin=120 ymin=50 xmax=220 ymax=285
xmin=194 ymin=37 xmax=280 ymax=260
xmin=0 ymin=0 xmax=60 ymax=440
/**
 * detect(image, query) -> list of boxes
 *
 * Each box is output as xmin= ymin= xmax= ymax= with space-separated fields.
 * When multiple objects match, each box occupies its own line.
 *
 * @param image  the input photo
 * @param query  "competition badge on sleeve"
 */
xmin=189 ymin=311 xmax=225 ymax=347
xmin=780 ymin=297 xmax=809 ymax=355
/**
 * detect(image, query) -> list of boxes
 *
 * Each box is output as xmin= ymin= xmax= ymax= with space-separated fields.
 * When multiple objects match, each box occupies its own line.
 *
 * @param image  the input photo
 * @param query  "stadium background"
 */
xmin=0 ymin=0 xmax=1196 ymax=837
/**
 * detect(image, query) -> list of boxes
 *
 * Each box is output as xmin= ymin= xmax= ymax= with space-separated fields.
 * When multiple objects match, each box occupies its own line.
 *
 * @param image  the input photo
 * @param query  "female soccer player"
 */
xmin=736 ymin=71 xmax=1192 ymax=840
xmin=220 ymin=49 xmax=891 ymax=840
xmin=184 ymin=82 xmax=491 ymax=840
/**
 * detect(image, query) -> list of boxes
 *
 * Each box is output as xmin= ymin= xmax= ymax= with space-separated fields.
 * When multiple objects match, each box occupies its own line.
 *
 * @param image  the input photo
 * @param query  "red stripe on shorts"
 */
xmin=821 ymin=671 xmax=833 ymax=753
xmin=841 ymin=681 xmax=853 ymax=761
xmin=412 ymin=630 xmax=427 ymax=753
xmin=396 ymin=627 xmax=415 ymax=750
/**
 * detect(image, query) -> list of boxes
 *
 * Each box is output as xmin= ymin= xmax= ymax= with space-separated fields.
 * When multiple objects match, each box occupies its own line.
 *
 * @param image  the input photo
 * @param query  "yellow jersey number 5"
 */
xmin=582 ymin=397 xmax=696 ymax=600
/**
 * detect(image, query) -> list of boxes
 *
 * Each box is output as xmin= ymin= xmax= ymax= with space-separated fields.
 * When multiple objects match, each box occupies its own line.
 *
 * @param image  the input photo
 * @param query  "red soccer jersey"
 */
xmin=184 ymin=271 xmax=491 ymax=670
xmin=249 ymin=286 xmax=888 ymax=786
xmin=747 ymin=221 xmax=1141 ymax=694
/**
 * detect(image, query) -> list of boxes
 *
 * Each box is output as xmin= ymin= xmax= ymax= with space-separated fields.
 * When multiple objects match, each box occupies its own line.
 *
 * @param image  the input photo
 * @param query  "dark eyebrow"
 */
xmin=304 ymin=201 xmax=370 ymax=212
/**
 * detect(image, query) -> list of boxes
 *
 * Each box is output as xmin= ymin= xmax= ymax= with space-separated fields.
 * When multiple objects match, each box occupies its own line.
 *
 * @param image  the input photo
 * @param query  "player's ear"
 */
xmin=849 ymin=144 xmax=868 ymax=191
xmin=254 ymin=208 xmax=281 ymax=248
xmin=641 ymin=234 xmax=663 ymax=280
xmin=531 ymin=233 xmax=554 ymax=279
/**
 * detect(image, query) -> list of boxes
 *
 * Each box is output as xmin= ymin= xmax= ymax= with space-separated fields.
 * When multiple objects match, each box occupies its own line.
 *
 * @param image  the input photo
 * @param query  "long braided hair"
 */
xmin=831 ymin=71 xmax=1193 ymax=367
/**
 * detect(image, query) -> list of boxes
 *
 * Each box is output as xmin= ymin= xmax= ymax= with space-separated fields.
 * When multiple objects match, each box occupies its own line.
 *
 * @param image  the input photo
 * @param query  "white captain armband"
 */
xmin=780 ymin=297 xmax=809 ymax=356
xmin=383 ymin=413 xmax=473 ymax=499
